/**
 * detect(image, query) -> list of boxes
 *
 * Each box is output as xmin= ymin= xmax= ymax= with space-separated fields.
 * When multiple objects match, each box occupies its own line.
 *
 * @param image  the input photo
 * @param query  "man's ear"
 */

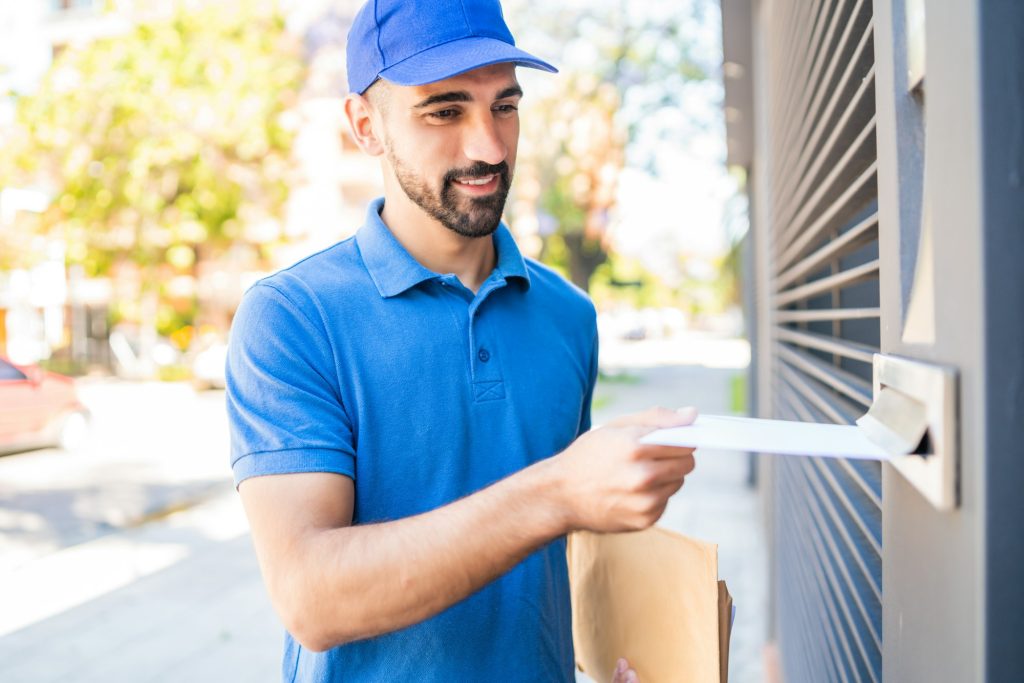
xmin=343 ymin=93 xmax=386 ymax=157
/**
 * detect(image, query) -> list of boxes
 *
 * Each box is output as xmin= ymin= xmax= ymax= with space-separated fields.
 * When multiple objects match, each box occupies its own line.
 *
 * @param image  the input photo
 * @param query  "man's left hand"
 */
xmin=611 ymin=657 xmax=639 ymax=683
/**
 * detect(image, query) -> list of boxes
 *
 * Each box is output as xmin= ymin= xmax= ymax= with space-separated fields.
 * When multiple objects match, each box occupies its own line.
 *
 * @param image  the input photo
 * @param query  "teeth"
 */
xmin=456 ymin=175 xmax=495 ymax=186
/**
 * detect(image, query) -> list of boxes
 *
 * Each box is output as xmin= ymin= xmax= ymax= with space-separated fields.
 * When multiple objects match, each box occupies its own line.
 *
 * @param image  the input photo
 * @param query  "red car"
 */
xmin=0 ymin=357 xmax=90 ymax=454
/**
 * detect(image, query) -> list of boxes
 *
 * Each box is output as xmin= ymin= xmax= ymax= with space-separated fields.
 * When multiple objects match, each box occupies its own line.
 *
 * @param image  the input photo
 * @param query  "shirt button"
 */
xmin=478 ymin=348 xmax=491 ymax=363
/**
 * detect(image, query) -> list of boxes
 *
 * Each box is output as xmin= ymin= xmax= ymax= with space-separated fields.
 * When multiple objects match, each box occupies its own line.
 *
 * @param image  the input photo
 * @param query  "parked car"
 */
xmin=0 ymin=357 xmax=90 ymax=454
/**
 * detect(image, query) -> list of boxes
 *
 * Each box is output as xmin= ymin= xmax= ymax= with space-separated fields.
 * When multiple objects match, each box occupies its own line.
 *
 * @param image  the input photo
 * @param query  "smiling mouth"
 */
xmin=453 ymin=174 xmax=498 ymax=187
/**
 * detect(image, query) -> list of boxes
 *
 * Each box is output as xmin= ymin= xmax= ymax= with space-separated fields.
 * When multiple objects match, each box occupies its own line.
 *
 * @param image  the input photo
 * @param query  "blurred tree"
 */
xmin=510 ymin=0 xmax=711 ymax=292
xmin=526 ymin=75 xmax=624 ymax=291
xmin=1 ymin=0 xmax=303 ymax=362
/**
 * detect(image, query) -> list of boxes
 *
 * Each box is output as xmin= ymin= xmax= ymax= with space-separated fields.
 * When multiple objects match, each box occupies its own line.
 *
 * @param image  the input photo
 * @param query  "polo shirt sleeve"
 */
xmin=226 ymin=282 xmax=356 ymax=486
xmin=577 ymin=330 xmax=599 ymax=436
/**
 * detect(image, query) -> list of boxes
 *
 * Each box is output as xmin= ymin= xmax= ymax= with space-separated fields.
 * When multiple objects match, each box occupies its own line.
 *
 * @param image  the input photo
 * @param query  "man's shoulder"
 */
xmin=250 ymin=235 xmax=370 ymax=306
xmin=523 ymin=257 xmax=596 ymax=320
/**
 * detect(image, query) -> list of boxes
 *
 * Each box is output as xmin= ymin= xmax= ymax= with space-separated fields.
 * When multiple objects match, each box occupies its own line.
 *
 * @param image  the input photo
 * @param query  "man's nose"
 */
xmin=461 ymin=115 xmax=507 ymax=166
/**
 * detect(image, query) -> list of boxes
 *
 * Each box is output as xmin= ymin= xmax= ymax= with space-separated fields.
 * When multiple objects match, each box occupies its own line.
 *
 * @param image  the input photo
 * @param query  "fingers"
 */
xmin=637 ymin=443 xmax=697 ymax=461
xmin=653 ymin=473 xmax=687 ymax=500
xmin=612 ymin=657 xmax=639 ymax=683
xmin=645 ymin=453 xmax=696 ymax=486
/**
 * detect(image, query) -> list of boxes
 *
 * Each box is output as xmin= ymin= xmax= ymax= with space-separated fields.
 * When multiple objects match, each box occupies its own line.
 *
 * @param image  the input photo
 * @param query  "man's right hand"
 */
xmin=547 ymin=406 xmax=698 ymax=533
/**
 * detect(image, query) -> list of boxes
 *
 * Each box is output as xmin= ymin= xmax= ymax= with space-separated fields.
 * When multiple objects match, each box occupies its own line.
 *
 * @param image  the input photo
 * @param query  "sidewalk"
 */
xmin=0 ymin=493 xmax=280 ymax=682
xmin=0 ymin=338 xmax=765 ymax=682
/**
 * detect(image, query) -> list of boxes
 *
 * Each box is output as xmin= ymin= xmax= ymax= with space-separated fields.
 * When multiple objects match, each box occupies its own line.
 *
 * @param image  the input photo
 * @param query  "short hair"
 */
xmin=364 ymin=79 xmax=390 ymax=116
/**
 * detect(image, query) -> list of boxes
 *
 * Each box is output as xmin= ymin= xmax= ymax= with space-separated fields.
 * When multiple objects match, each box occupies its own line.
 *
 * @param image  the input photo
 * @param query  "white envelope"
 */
xmin=640 ymin=414 xmax=893 ymax=461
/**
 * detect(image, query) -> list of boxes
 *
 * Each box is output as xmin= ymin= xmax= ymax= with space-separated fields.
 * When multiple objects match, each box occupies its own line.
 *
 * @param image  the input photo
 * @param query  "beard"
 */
xmin=386 ymin=144 xmax=512 ymax=238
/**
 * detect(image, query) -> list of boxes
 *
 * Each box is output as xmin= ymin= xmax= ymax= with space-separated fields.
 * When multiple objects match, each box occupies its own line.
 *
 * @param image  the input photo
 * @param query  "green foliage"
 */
xmin=596 ymin=369 xmax=640 ymax=384
xmin=537 ymin=232 xmax=571 ymax=280
xmin=510 ymin=0 xmax=710 ymax=156
xmin=521 ymin=75 xmax=622 ymax=291
xmin=717 ymin=233 xmax=745 ymax=309
xmin=540 ymin=170 xmax=588 ymax=234
xmin=589 ymin=253 xmax=676 ymax=310
xmin=508 ymin=0 xmax=711 ymax=291
xmin=38 ymin=356 xmax=89 ymax=377
xmin=2 ymin=0 xmax=304 ymax=279
xmin=156 ymin=363 xmax=193 ymax=382
xmin=730 ymin=372 xmax=747 ymax=414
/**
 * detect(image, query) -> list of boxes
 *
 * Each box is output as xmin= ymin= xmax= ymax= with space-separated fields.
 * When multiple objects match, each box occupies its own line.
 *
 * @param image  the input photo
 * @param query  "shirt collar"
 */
xmin=356 ymin=197 xmax=531 ymax=299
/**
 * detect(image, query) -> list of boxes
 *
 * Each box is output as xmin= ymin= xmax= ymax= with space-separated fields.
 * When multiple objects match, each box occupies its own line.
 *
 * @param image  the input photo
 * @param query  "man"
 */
xmin=226 ymin=1 xmax=698 ymax=681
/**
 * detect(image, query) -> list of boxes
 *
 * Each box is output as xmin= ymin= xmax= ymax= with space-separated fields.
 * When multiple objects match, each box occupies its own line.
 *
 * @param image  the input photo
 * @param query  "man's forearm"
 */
xmin=288 ymin=457 xmax=568 ymax=650
xmin=245 ymin=408 xmax=698 ymax=652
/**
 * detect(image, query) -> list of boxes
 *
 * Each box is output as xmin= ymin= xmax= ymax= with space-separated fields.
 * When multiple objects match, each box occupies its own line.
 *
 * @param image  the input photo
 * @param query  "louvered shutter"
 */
xmin=758 ymin=0 xmax=882 ymax=681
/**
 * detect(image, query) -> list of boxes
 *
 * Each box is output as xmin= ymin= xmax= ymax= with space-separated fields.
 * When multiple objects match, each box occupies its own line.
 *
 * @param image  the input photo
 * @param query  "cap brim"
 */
xmin=378 ymin=36 xmax=557 ymax=88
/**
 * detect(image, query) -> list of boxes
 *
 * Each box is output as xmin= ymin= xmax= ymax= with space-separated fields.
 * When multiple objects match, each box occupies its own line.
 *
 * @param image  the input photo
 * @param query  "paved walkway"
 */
xmin=0 ymin=380 xmax=234 ymax=573
xmin=0 ymin=492 xmax=280 ymax=682
xmin=0 ymin=339 xmax=765 ymax=682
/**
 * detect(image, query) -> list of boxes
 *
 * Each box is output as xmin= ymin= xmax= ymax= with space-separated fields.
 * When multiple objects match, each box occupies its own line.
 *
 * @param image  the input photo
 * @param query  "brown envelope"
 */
xmin=718 ymin=580 xmax=733 ymax=683
xmin=567 ymin=527 xmax=732 ymax=683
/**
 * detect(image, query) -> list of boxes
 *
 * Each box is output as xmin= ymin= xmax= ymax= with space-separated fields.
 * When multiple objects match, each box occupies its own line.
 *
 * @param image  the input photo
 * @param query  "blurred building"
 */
xmin=0 ymin=0 xmax=380 ymax=369
xmin=721 ymin=0 xmax=1024 ymax=681
xmin=0 ymin=0 xmax=124 ymax=364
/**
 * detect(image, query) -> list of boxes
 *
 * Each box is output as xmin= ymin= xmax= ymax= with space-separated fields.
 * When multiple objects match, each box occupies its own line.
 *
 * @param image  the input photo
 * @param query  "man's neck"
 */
xmin=379 ymin=191 xmax=497 ymax=294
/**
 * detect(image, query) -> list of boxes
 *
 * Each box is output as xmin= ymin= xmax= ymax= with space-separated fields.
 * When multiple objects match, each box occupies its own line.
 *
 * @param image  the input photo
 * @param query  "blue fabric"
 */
xmin=227 ymin=198 xmax=598 ymax=682
xmin=346 ymin=0 xmax=557 ymax=94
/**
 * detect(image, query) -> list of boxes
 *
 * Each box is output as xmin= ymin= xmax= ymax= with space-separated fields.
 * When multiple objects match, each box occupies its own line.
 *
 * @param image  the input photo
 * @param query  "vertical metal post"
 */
xmin=979 ymin=2 xmax=1024 ymax=679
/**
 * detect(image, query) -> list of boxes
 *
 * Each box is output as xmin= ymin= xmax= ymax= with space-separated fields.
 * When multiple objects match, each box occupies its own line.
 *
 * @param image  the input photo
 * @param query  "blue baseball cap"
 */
xmin=346 ymin=0 xmax=557 ymax=95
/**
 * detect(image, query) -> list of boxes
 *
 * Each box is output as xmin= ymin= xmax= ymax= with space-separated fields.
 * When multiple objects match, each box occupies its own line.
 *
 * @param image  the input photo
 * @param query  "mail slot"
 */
xmin=641 ymin=353 xmax=961 ymax=511
xmin=860 ymin=354 xmax=960 ymax=511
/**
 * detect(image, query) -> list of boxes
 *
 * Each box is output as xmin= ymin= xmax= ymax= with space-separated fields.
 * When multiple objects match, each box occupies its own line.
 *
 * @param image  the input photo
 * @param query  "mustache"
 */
xmin=443 ymin=161 xmax=509 ymax=184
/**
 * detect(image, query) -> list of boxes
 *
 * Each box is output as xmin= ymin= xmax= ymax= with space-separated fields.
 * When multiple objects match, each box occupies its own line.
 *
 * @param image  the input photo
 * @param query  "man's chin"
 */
xmin=447 ymin=217 xmax=501 ymax=238
xmin=449 ymin=202 xmax=504 ymax=236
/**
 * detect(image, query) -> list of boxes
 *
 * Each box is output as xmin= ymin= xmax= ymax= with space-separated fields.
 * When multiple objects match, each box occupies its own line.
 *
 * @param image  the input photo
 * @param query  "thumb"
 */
xmin=611 ymin=406 xmax=699 ymax=430
xmin=674 ymin=406 xmax=698 ymax=425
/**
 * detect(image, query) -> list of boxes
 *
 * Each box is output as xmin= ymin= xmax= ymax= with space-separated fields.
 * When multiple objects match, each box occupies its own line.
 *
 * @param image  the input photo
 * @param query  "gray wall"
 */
xmin=726 ymin=0 xmax=1024 ymax=680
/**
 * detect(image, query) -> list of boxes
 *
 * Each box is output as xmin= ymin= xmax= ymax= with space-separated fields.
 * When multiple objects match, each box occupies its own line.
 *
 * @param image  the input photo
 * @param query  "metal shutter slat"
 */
xmin=777 ymin=464 xmax=867 ymax=682
xmin=777 ymin=343 xmax=873 ymax=407
xmin=775 ymin=327 xmax=877 ymax=363
xmin=776 ymin=118 xmax=877 ymax=253
xmin=768 ymin=1 xmax=828 ymax=148
xmin=773 ymin=5 xmax=872 ymax=212
xmin=773 ymin=56 xmax=875 ymax=232
xmin=777 ymin=163 xmax=878 ymax=266
xmin=790 ymin=459 xmax=883 ymax=649
xmin=788 ymin=464 xmax=883 ymax=681
xmin=770 ymin=0 xmax=854 ymax=178
xmin=774 ymin=307 xmax=881 ymax=323
xmin=774 ymin=258 xmax=879 ymax=307
xmin=777 ymin=363 xmax=860 ymax=424
xmin=775 ymin=214 xmax=878 ymax=288
xmin=771 ymin=448 xmax=853 ymax=683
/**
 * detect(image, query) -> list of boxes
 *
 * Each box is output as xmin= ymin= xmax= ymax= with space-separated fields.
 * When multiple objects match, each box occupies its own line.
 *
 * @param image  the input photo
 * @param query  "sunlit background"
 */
xmin=0 ymin=2 xmax=763 ymax=681
xmin=0 ymin=0 xmax=746 ymax=371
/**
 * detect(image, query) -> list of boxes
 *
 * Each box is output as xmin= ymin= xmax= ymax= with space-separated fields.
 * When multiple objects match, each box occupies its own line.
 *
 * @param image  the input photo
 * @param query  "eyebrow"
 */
xmin=496 ymin=85 xmax=524 ymax=100
xmin=412 ymin=85 xmax=524 ymax=109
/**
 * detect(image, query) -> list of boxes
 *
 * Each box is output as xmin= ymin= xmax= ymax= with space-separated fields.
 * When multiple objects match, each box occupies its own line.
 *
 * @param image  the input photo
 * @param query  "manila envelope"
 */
xmin=567 ymin=527 xmax=732 ymax=682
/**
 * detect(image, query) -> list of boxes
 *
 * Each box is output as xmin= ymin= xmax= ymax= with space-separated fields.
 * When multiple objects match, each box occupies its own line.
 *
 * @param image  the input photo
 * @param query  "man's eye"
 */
xmin=429 ymin=109 xmax=458 ymax=119
xmin=494 ymin=104 xmax=519 ymax=114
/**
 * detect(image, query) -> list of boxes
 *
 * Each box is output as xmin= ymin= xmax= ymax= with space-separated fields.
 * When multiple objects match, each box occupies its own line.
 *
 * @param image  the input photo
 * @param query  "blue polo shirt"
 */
xmin=226 ymin=198 xmax=598 ymax=682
